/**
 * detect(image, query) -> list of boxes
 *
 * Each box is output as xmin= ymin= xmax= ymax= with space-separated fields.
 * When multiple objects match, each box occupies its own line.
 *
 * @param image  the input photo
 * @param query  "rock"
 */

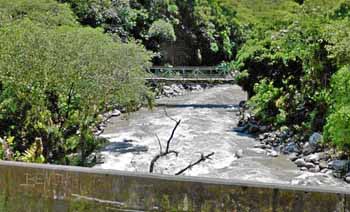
xmin=283 ymin=142 xmax=300 ymax=154
xmin=111 ymin=109 xmax=121 ymax=117
xmin=319 ymin=160 xmax=328 ymax=169
xmin=305 ymin=153 xmax=325 ymax=163
xmin=302 ymin=142 xmax=316 ymax=155
xmin=345 ymin=176 xmax=350 ymax=183
xmin=320 ymin=169 xmax=329 ymax=174
xmin=300 ymin=167 xmax=308 ymax=171
xmin=295 ymin=158 xmax=306 ymax=167
xmin=328 ymin=160 xmax=350 ymax=171
xmin=329 ymin=160 xmax=350 ymax=178
xmin=288 ymin=153 xmax=299 ymax=162
xmin=258 ymin=134 xmax=268 ymax=141
xmin=309 ymin=165 xmax=320 ymax=173
xmin=259 ymin=125 xmax=269 ymax=133
xmin=345 ymin=173 xmax=350 ymax=183
xmin=267 ymin=150 xmax=279 ymax=157
xmin=309 ymin=132 xmax=323 ymax=146
xmin=247 ymin=123 xmax=260 ymax=134
xmin=235 ymin=149 xmax=244 ymax=158
xmin=305 ymin=162 xmax=316 ymax=169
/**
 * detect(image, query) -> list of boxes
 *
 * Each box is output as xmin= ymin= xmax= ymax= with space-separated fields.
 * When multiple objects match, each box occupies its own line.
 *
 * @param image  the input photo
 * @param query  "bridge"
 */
xmin=145 ymin=66 xmax=236 ymax=84
xmin=0 ymin=161 xmax=349 ymax=211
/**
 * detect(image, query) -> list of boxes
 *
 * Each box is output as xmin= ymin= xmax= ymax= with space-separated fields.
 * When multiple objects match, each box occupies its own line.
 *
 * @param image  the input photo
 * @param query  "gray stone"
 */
xmin=258 ymin=134 xmax=267 ymax=141
xmin=309 ymin=165 xmax=320 ymax=173
xmin=305 ymin=153 xmax=325 ymax=163
xmin=283 ymin=142 xmax=300 ymax=154
xmin=302 ymin=142 xmax=316 ymax=155
xmin=319 ymin=160 xmax=328 ymax=169
xmin=345 ymin=176 xmax=350 ymax=183
xmin=328 ymin=160 xmax=350 ymax=171
xmin=309 ymin=132 xmax=323 ymax=146
xmin=111 ymin=109 xmax=121 ymax=117
xmin=305 ymin=162 xmax=316 ymax=169
xmin=295 ymin=158 xmax=306 ymax=167
xmin=300 ymin=167 xmax=308 ymax=171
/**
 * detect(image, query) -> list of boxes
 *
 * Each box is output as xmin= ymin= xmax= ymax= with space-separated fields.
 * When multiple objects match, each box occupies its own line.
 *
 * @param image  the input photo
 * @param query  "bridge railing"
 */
xmin=147 ymin=66 xmax=232 ymax=79
xmin=0 ymin=161 xmax=349 ymax=211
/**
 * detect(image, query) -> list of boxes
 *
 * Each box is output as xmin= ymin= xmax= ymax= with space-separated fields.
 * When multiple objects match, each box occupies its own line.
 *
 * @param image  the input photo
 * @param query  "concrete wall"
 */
xmin=0 ymin=161 xmax=349 ymax=212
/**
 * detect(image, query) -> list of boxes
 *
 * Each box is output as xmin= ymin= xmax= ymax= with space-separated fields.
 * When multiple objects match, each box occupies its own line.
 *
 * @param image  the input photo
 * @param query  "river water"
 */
xmin=95 ymin=85 xmax=349 ymax=188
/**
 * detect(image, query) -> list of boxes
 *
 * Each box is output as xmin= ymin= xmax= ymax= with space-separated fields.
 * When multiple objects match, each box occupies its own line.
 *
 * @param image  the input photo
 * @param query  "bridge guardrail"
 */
xmin=147 ymin=66 xmax=233 ymax=80
xmin=0 ymin=161 xmax=349 ymax=211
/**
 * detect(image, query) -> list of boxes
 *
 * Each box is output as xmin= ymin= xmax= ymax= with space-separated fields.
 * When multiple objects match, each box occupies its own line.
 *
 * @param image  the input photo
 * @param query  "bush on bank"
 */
xmin=234 ymin=0 xmax=350 ymax=151
xmin=0 ymin=0 xmax=152 ymax=165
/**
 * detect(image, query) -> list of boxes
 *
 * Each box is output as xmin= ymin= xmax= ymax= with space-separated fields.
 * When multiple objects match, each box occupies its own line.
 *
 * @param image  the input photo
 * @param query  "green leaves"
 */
xmin=148 ymin=19 xmax=176 ymax=42
xmin=0 ymin=1 xmax=152 ymax=164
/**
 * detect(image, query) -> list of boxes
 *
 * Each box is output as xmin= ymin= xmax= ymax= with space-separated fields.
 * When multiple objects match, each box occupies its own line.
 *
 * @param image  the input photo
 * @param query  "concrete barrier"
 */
xmin=0 ymin=161 xmax=349 ymax=212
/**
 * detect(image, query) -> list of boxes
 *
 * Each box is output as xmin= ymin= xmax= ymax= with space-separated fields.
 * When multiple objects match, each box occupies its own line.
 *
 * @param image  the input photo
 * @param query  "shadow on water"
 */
xmin=156 ymin=103 xmax=239 ymax=109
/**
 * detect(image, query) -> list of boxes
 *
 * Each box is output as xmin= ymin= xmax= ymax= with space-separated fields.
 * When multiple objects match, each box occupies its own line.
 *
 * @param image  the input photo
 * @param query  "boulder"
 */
xmin=309 ymin=165 xmax=320 ymax=173
xmin=305 ymin=162 xmax=316 ymax=169
xmin=283 ymin=142 xmax=300 ymax=154
xmin=300 ymin=167 xmax=308 ymax=171
xmin=302 ymin=142 xmax=316 ymax=155
xmin=111 ymin=109 xmax=121 ymax=117
xmin=295 ymin=158 xmax=306 ymax=167
xmin=309 ymin=132 xmax=323 ymax=146
xmin=319 ymin=160 xmax=328 ymax=169
xmin=329 ymin=160 xmax=350 ymax=178
xmin=345 ymin=173 xmax=350 ymax=183
xmin=304 ymin=153 xmax=325 ymax=163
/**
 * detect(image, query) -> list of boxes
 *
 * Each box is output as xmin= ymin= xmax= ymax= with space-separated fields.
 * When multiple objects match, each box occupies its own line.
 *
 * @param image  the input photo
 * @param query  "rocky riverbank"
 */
xmin=235 ymin=101 xmax=350 ymax=184
xmin=152 ymin=83 xmax=213 ymax=98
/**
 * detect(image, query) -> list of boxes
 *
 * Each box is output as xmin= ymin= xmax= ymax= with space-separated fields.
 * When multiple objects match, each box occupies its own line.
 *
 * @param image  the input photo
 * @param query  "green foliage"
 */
xmin=248 ymin=79 xmax=281 ymax=123
xmin=325 ymin=106 xmax=350 ymax=149
xmin=0 ymin=0 xmax=77 ymax=27
xmin=148 ymin=19 xmax=176 ymax=42
xmin=0 ymin=1 xmax=151 ymax=164
xmin=60 ymin=0 xmax=137 ymax=39
xmin=325 ymin=67 xmax=350 ymax=149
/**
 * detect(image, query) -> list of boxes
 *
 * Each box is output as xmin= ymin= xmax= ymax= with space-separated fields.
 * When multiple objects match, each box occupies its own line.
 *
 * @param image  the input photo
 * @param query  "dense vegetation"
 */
xmin=234 ymin=0 xmax=350 ymax=152
xmin=0 ymin=0 xmax=151 ymax=165
xmin=60 ymin=0 xmax=242 ymax=65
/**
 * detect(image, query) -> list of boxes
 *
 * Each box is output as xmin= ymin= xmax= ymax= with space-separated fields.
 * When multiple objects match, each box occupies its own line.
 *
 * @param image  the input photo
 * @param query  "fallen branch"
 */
xmin=149 ymin=108 xmax=181 ymax=173
xmin=149 ymin=150 xmax=179 ymax=173
xmin=175 ymin=152 xmax=215 ymax=175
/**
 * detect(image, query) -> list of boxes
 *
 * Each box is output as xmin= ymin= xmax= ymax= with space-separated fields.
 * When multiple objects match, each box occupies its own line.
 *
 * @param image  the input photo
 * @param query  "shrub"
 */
xmin=248 ymin=79 xmax=281 ymax=123
xmin=0 ymin=19 xmax=151 ymax=165
xmin=325 ymin=66 xmax=350 ymax=149
xmin=148 ymin=19 xmax=176 ymax=42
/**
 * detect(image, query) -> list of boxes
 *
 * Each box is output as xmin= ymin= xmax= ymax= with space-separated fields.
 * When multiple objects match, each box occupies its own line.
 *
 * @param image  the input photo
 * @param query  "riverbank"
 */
xmin=94 ymin=85 xmax=349 ymax=187
xmin=236 ymin=103 xmax=350 ymax=184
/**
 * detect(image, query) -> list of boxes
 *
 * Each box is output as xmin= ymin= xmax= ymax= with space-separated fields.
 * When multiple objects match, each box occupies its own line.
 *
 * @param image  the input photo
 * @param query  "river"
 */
xmin=95 ymin=84 xmax=349 ymax=188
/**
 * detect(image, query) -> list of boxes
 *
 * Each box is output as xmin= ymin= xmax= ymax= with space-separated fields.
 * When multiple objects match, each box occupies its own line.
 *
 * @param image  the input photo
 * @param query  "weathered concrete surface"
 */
xmin=0 ymin=161 xmax=349 ymax=212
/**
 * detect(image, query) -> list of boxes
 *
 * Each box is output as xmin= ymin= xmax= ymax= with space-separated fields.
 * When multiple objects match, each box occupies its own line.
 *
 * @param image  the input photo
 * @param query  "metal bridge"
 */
xmin=146 ymin=66 xmax=236 ymax=83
